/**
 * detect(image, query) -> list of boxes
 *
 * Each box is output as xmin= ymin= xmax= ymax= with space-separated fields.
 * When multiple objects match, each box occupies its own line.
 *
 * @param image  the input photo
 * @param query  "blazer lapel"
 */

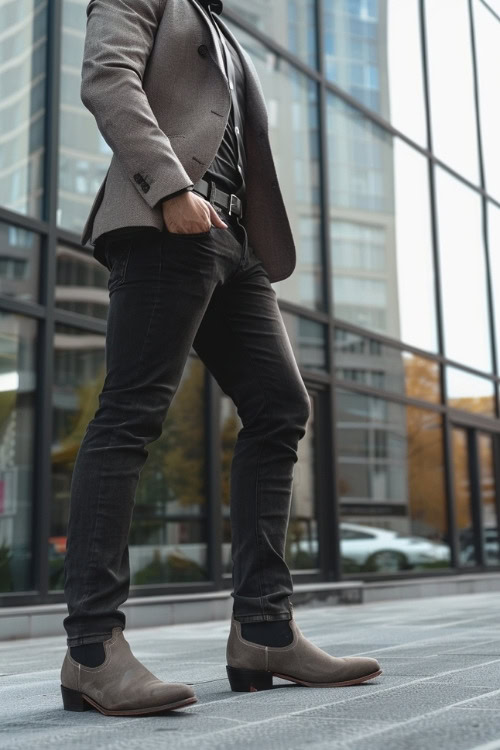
xmin=212 ymin=12 xmax=269 ymax=134
xmin=186 ymin=0 xmax=228 ymax=81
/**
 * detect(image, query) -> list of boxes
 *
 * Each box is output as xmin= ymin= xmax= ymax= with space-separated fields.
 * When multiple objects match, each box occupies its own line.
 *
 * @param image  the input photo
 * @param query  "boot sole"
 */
xmin=61 ymin=684 xmax=197 ymax=715
xmin=226 ymin=665 xmax=382 ymax=691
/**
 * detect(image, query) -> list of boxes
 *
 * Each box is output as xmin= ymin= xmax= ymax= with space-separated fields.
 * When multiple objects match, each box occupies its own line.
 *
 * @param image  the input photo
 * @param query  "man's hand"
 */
xmin=162 ymin=191 xmax=228 ymax=234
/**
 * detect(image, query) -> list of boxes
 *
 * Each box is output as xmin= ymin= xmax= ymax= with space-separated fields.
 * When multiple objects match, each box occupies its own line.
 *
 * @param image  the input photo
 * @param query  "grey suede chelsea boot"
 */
xmin=226 ymin=613 xmax=382 ymax=691
xmin=60 ymin=627 xmax=197 ymax=715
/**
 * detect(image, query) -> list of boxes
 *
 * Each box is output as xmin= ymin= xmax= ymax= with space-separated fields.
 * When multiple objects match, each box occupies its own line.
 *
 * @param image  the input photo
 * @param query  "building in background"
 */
xmin=0 ymin=0 xmax=499 ymax=608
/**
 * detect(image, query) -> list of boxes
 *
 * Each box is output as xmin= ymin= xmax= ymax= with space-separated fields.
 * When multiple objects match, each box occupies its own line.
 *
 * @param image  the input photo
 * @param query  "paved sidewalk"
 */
xmin=1 ymin=592 xmax=500 ymax=750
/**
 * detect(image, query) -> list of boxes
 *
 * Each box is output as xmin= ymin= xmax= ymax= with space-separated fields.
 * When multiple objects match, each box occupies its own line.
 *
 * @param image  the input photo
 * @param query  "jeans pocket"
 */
xmin=104 ymin=237 xmax=131 ymax=293
xmin=165 ymin=226 xmax=213 ymax=239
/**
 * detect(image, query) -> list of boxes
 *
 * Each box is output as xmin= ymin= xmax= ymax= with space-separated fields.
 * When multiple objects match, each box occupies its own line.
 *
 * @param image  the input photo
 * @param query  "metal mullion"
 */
xmin=492 ymin=434 xmax=500 ymax=561
xmin=419 ymin=0 xmax=463 ymax=575
xmin=279 ymin=299 xmax=330 ymax=325
xmin=479 ymin=0 xmax=500 ymax=22
xmin=31 ymin=0 xmax=63 ymax=600
xmin=53 ymin=309 xmax=108 ymax=334
xmin=315 ymin=0 xmax=341 ymax=584
xmin=0 ymin=207 xmax=50 ymax=236
xmin=0 ymin=298 xmax=46 ymax=320
xmin=468 ymin=429 xmax=486 ymax=568
xmin=469 ymin=0 xmax=499 ymax=422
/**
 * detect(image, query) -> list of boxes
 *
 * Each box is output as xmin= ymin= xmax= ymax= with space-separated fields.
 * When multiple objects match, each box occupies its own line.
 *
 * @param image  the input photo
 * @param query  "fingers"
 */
xmin=207 ymin=202 xmax=228 ymax=229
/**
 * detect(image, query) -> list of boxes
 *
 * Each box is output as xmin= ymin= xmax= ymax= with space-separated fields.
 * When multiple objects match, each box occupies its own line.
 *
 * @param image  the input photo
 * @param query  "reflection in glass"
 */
xmin=58 ymin=0 xmax=111 ymax=234
xmin=337 ymin=388 xmax=450 ymax=575
xmin=425 ymin=0 xmax=479 ymax=183
xmin=473 ymin=0 xmax=500 ymax=202
xmin=435 ymin=167 xmax=492 ymax=372
xmin=281 ymin=312 xmax=327 ymax=372
xmin=452 ymin=427 xmax=477 ymax=567
xmin=0 ymin=313 xmax=36 ymax=592
xmin=0 ymin=1 xmax=47 ymax=219
xmin=223 ymin=0 xmax=317 ymax=68
xmin=224 ymin=21 xmax=323 ymax=311
xmin=0 ymin=223 xmax=40 ymax=303
xmin=285 ymin=394 xmax=318 ymax=570
xmin=50 ymin=328 xmax=208 ymax=590
xmin=334 ymin=328 xmax=441 ymax=403
xmin=446 ymin=368 xmax=495 ymax=418
xmin=323 ymin=0 xmax=427 ymax=144
xmin=478 ymin=433 xmax=500 ymax=566
xmin=50 ymin=324 xmax=106 ymax=590
xmin=56 ymin=244 xmax=110 ymax=320
xmin=221 ymin=390 xmax=318 ymax=574
xmin=327 ymin=97 xmax=438 ymax=352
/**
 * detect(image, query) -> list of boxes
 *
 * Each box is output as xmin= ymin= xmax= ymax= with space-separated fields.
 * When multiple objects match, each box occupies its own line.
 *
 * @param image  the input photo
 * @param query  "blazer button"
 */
xmin=198 ymin=44 xmax=208 ymax=57
xmin=141 ymin=183 xmax=150 ymax=193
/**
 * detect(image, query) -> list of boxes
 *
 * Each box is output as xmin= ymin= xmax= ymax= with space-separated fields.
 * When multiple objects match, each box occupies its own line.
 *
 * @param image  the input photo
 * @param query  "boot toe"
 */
xmin=150 ymin=681 xmax=196 ymax=706
xmin=344 ymin=656 xmax=381 ymax=680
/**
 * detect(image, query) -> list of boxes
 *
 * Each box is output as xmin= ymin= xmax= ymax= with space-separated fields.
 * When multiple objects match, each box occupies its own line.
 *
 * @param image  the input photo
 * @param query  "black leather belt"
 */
xmin=193 ymin=178 xmax=244 ymax=219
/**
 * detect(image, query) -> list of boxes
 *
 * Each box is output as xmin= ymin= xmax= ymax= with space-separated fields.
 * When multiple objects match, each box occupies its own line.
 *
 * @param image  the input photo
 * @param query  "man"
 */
xmin=60 ymin=0 xmax=382 ymax=716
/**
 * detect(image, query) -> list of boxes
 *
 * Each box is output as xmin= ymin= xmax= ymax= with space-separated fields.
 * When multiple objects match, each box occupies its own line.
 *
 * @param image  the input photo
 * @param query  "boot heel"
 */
xmin=226 ymin=665 xmax=273 ymax=692
xmin=61 ymin=684 xmax=91 ymax=711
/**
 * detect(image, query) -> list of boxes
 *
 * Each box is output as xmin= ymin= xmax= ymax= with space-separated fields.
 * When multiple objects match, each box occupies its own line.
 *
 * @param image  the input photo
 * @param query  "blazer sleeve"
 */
xmin=81 ymin=0 xmax=194 ymax=210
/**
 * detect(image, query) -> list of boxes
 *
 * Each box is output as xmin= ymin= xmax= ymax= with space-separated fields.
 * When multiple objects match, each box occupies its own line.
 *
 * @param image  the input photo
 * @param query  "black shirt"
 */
xmin=162 ymin=0 xmax=247 ymax=205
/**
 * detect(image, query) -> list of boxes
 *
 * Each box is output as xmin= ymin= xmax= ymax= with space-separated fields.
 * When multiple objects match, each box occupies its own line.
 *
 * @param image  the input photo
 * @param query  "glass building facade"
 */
xmin=1 ymin=0 xmax=499 ymax=606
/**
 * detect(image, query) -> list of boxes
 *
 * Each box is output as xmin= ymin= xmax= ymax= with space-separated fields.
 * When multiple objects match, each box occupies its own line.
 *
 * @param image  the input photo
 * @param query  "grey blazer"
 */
xmin=80 ymin=0 xmax=296 ymax=283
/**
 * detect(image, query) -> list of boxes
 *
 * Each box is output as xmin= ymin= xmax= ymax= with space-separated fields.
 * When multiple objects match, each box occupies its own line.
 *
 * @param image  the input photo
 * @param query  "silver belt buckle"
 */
xmin=228 ymin=193 xmax=239 ymax=216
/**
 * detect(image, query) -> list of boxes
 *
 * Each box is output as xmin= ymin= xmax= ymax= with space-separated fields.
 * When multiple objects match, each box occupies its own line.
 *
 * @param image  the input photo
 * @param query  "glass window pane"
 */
xmin=334 ymin=328 xmax=441 ymax=403
xmin=224 ymin=0 xmax=318 ymax=69
xmin=225 ymin=21 xmax=324 ymax=311
xmin=425 ymin=0 xmax=480 ymax=183
xmin=0 ymin=312 xmax=36 ymax=592
xmin=327 ymin=96 xmax=438 ymax=352
xmin=58 ymin=0 xmax=111 ymax=235
xmin=337 ymin=388 xmax=451 ymax=574
xmin=0 ymin=1 xmax=47 ymax=219
xmin=478 ymin=432 xmax=500 ymax=567
xmin=473 ymin=0 xmax=500 ymax=202
xmin=435 ymin=166 xmax=492 ymax=372
xmin=0 ymin=222 xmax=40 ymax=303
xmin=56 ymin=244 xmax=110 ymax=321
xmin=446 ymin=367 xmax=496 ymax=418
xmin=50 ymin=324 xmax=209 ymax=590
xmin=281 ymin=312 xmax=327 ymax=372
xmin=323 ymin=0 xmax=427 ymax=145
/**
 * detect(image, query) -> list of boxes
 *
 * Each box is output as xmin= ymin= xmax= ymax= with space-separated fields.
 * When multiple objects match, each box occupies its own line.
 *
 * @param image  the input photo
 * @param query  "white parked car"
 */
xmin=339 ymin=522 xmax=451 ymax=572
xmin=294 ymin=521 xmax=451 ymax=572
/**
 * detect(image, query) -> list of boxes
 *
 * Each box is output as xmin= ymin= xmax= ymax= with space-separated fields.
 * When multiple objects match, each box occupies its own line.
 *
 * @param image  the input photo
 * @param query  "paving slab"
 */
xmin=0 ymin=592 xmax=500 ymax=749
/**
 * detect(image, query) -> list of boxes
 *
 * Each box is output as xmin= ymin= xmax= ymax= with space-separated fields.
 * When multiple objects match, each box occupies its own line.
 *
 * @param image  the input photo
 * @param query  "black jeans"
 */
xmin=63 ymin=211 xmax=311 ymax=646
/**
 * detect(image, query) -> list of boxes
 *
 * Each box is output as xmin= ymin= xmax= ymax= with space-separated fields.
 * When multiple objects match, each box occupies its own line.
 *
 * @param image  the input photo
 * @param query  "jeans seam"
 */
xmin=67 ymin=238 xmax=163 ymax=641
xmin=234 ymin=613 xmax=292 ymax=623
xmin=227 ymin=314 xmax=273 ymax=620
xmin=66 ymin=632 xmax=114 ymax=647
